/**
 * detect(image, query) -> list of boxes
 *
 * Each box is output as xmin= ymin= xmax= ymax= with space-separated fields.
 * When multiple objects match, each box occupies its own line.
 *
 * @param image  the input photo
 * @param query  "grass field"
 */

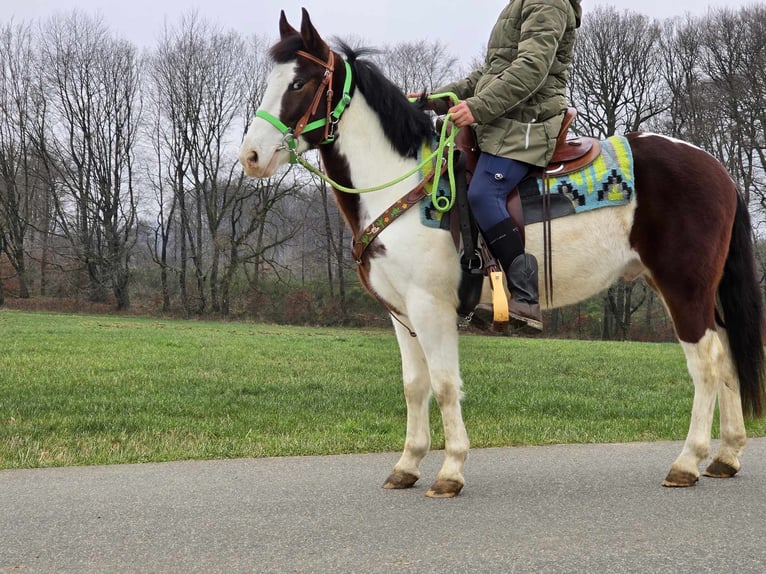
xmin=2 ymin=310 xmax=765 ymax=470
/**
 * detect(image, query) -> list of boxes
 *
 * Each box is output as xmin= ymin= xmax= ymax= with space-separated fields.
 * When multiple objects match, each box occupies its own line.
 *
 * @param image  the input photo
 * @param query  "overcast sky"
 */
xmin=3 ymin=0 xmax=761 ymax=62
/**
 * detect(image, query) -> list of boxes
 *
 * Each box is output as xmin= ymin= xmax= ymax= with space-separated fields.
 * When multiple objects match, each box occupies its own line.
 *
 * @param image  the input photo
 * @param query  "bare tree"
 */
xmin=700 ymin=7 xmax=766 ymax=215
xmin=148 ymin=18 xmax=193 ymax=312
xmin=144 ymin=88 xmax=177 ymax=312
xmin=656 ymin=16 xmax=707 ymax=143
xmin=219 ymin=34 xmax=307 ymax=314
xmin=186 ymin=24 xmax=247 ymax=314
xmin=298 ymin=157 xmax=352 ymax=318
xmin=0 ymin=21 xmax=44 ymax=299
xmin=569 ymin=7 xmax=666 ymax=138
xmin=37 ymin=12 xmax=141 ymax=308
xmin=148 ymin=18 xmax=303 ymax=315
xmin=375 ymin=40 xmax=458 ymax=94
xmin=149 ymin=13 xmax=232 ymax=314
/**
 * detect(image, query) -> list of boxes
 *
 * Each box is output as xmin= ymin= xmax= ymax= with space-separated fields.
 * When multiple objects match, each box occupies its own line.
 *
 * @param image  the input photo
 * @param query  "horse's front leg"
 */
xmin=383 ymin=321 xmax=434 ymax=490
xmin=409 ymin=298 xmax=470 ymax=498
xmin=664 ymin=330 xmax=723 ymax=486
xmin=426 ymin=363 xmax=470 ymax=498
xmin=703 ymin=329 xmax=746 ymax=479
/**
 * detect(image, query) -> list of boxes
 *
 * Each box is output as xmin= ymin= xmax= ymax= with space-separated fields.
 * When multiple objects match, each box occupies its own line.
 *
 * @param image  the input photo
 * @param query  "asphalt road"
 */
xmin=3 ymin=439 xmax=766 ymax=573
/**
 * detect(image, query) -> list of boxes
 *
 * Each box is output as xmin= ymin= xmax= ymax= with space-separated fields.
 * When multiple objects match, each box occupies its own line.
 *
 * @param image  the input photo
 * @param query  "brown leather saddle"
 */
xmin=543 ymin=107 xmax=600 ymax=172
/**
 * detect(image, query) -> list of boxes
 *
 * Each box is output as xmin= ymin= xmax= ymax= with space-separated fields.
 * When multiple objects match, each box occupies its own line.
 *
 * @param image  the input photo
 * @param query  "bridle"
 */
xmin=255 ymin=50 xmax=352 ymax=163
xmin=253 ymin=50 xmax=460 ymax=210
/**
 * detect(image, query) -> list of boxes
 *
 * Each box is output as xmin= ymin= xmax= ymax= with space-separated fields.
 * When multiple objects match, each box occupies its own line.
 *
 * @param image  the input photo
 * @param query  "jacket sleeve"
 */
xmin=467 ymin=1 xmax=569 ymax=124
xmin=434 ymin=64 xmax=487 ymax=101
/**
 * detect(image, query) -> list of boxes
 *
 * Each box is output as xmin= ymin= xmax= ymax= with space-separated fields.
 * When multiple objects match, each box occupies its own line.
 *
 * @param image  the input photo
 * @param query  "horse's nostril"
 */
xmin=248 ymin=150 xmax=258 ymax=166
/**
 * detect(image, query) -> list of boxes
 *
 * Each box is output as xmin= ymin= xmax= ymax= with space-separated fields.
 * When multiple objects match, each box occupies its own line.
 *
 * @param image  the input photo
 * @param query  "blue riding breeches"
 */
xmin=468 ymin=153 xmax=532 ymax=231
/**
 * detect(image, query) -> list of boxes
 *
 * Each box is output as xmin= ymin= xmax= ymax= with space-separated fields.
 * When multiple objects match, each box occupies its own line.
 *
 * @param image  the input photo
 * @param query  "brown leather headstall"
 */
xmin=294 ymin=50 xmax=336 ymax=142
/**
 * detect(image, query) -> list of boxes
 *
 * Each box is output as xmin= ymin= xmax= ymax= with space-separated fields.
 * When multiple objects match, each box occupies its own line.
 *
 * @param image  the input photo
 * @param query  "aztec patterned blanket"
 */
xmin=541 ymin=135 xmax=634 ymax=214
xmin=420 ymin=135 xmax=634 ymax=228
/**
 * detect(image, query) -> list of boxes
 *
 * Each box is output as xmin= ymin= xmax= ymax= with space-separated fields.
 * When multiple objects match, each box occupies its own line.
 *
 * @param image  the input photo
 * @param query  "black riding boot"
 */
xmin=484 ymin=219 xmax=543 ymax=334
xmin=505 ymin=253 xmax=543 ymax=333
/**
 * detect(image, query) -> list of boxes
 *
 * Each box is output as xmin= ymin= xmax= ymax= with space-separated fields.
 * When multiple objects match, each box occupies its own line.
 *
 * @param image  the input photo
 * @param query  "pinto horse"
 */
xmin=240 ymin=9 xmax=765 ymax=497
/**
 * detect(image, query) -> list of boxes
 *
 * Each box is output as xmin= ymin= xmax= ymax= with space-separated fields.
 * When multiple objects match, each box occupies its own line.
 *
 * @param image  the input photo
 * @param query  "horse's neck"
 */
xmin=322 ymin=92 xmax=421 ymax=230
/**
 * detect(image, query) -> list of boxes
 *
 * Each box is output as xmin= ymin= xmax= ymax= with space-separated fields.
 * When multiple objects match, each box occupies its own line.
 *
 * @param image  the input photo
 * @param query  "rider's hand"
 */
xmin=448 ymin=101 xmax=476 ymax=128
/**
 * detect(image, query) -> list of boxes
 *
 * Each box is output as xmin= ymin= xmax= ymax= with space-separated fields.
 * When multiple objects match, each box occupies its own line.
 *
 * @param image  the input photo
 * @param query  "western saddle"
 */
xmin=544 ymin=107 xmax=600 ymax=173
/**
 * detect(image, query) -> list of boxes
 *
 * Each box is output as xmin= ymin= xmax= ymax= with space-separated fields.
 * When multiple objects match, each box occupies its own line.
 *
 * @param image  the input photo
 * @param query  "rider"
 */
xmin=430 ymin=0 xmax=581 ymax=333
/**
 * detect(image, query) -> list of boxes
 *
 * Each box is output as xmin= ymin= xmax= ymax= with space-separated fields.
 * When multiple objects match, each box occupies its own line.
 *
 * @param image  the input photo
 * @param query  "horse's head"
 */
xmin=239 ymin=9 xmax=351 ymax=178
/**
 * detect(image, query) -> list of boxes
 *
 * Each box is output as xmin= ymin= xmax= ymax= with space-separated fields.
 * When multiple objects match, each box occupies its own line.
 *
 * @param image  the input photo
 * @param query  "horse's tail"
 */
xmin=718 ymin=192 xmax=765 ymax=417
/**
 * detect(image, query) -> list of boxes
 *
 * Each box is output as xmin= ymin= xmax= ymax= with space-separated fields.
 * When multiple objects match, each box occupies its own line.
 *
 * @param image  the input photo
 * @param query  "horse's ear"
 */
xmin=279 ymin=10 xmax=298 ymax=39
xmin=299 ymin=8 xmax=330 ymax=59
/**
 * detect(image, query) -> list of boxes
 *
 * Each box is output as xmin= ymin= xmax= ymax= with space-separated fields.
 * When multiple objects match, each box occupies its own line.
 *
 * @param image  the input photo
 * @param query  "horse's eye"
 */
xmin=290 ymin=80 xmax=305 ymax=91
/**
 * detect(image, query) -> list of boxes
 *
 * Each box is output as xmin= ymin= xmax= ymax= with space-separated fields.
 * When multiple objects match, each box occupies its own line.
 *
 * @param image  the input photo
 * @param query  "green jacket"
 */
xmin=437 ymin=0 xmax=581 ymax=166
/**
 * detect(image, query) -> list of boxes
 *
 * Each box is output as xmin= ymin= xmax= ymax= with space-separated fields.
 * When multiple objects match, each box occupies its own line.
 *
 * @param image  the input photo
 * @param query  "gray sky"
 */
xmin=3 ymin=0 xmax=761 ymax=62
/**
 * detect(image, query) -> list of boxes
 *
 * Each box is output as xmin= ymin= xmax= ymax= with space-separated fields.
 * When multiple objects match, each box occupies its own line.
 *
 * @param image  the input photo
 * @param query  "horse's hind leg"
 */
xmin=703 ymin=328 xmax=746 ymax=478
xmin=383 ymin=321 xmax=433 ymax=490
xmin=664 ymin=328 xmax=724 ymax=486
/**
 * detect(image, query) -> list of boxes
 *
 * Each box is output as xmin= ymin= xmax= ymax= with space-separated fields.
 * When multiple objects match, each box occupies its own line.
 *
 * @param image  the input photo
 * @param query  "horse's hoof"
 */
xmin=426 ymin=479 xmax=464 ymax=498
xmin=382 ymin=471 xmax=419 ymax=489
xmin=662 ymin=468 xmax=699 ymax=487
xmin=703 ymin=460 xmax=739 ymax=478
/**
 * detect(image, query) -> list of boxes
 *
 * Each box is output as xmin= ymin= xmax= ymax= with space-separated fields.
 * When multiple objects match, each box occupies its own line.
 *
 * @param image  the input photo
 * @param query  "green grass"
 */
xmin=2 ymin=310 xmax=765 ymax=469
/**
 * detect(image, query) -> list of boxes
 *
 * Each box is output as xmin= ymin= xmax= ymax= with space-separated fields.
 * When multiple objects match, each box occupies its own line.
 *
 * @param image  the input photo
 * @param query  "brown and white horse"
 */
xmin=239 ymin=9 xmax=765 ymax=497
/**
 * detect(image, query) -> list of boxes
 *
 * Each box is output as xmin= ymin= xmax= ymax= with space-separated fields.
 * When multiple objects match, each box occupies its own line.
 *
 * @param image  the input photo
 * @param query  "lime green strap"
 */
xmin=256 ymin=85 xmax=461 ymax=213
xmin=255 ymin=109 xmax=290 ymax=134
xmin=407 ymin=91 xmax=460 ymax=107
xmin=296 ymin=111 xmax=458 ymax=209
xmin=255 ymin=109 xmax=298 ymax=164
xmin=331 ymin=60 xmax=353 ymax=122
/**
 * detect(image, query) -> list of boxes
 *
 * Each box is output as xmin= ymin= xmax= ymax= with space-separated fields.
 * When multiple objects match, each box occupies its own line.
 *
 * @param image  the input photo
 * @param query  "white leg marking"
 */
xmin=671 ymin=330 xmax=724 ymax=478
xmin=406 ymin=294 xmax=469 ymax=486
xmin=391 ymin=320 xmax=432 ymax=479
xmin=710 ymin=328 xmax=746 ymax=471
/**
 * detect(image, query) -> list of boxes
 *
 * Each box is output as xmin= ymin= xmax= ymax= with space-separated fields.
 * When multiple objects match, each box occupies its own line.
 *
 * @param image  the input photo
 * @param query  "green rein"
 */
xmin=256 ymin=79 xmax=461 ymax=214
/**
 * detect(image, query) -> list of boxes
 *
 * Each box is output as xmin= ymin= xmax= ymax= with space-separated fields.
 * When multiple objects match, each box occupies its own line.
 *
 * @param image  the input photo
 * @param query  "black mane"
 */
xmin=336 ymin=41 xmax=433 ymax=158
xmin=269 ymin=36 xmax=433 ymax=158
